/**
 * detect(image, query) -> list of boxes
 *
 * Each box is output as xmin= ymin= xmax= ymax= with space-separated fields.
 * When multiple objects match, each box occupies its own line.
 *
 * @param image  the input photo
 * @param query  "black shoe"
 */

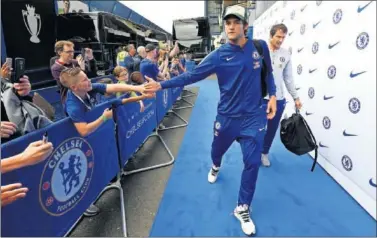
xmin=83 ymin=204 xmax=100 ymax=217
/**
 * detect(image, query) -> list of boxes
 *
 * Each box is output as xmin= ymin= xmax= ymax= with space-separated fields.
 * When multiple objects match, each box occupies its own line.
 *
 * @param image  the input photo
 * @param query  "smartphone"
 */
xmin=43 ymin=132 xmax=48 ymax=143
xmin=12 ymin=58 xmax=25 ymax=83
xmin=5 ymin=57 xmax=12 ymax=68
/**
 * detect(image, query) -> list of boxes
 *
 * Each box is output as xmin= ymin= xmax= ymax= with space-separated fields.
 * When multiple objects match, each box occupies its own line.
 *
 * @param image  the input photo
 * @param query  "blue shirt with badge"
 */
xmin=65 ymin=83 xmax=110 ymax=123
xmin=160 ymin=40 xmax=276 ymax=118
xmin=140 ymin=58 xmax=160 ymax=82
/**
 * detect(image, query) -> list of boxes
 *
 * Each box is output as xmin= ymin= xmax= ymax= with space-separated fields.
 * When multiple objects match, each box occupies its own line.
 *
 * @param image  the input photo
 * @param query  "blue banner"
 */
xmin=171 ymin=87 xmax=183 ymax=103
xmin=32 ymin=85 xmax=60 ymax=104
xmin=1 ymin=101 xmax=119 ymax=237
xmin=156 ymin=88 xmax=172 ymax=124
xmin=1 ymin=79 xmax=183 ymax=236
xmin=116 ymin=97 xmax=157 ymax=166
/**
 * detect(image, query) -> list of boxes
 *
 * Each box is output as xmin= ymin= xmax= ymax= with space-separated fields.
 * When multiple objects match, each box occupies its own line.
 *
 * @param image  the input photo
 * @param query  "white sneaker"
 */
xmin=207 ymin=166 xmax=220 ymax=183
xmin=234 ymin=204 xmax=256 ymax=236
xmin=261 ymin=153 xmax=271 ymax=167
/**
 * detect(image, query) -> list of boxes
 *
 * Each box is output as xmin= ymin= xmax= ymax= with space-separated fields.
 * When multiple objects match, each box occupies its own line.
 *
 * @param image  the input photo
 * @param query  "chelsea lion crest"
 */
xmin=252 ymin=51 xmax=260 ymax=60
xmin=39 ymin=138 xmax=94 ymax=216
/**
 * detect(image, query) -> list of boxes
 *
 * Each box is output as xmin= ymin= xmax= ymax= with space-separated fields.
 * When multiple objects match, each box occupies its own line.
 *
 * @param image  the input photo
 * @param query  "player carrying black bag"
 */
xmin=280 ymin=109 xmax=318 ymax=171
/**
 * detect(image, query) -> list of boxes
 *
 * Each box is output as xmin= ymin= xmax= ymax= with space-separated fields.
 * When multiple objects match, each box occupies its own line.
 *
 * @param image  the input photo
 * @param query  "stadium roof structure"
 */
xmin=81 ymin=0 xmax=171 ymax=38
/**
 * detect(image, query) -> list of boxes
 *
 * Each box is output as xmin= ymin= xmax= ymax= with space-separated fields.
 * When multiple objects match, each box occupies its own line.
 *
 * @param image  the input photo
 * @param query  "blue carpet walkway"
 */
xmin=150 ymin=79 xmax=376 ymax=237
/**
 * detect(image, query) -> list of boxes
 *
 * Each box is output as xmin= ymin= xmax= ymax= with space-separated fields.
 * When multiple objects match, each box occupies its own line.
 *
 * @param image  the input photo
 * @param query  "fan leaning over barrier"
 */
xmin=59 ymin=67 xmax=155 ymax=137
xmin=59 ymin=67 xmax=155 ymax=217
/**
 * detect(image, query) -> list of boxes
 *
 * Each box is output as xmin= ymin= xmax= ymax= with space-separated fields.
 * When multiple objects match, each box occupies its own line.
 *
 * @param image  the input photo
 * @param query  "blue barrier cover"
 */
xmin=32 ymin=85 xmax=61 ymax=103
xmin=1 ymin=75 xmax=183 ymax=236
xmin=1 ymin=100 xmax=119 ymax=237
xmin=171 ymin=87 xmax=183 ymax=103
xmin=116 ymin=97 xmax=157 ymax=166
xmin=32 ymin=85 xmax=65 ymax=121
xmin=156 ymin=88 xmax=172 ymax=124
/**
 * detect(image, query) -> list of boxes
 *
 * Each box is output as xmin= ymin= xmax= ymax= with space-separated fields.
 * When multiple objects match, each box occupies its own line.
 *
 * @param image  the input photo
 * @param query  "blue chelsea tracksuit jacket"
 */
xmin=160 ymin=39 xmax=276 ymax=117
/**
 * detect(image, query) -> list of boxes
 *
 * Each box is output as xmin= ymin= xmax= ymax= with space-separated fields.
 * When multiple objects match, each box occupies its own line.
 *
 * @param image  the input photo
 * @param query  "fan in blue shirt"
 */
xmin=140 ymin=44 xmax=170 ymax=83
xmin=140 ymin=44 xmax=170 ymax=131
xmin=60 ymin=67 xmax=153 ymax=218
xmin=60 ymin=67 xmax=153 ymax=137
xmin=143 ymin=5 xmax=277 ymax=236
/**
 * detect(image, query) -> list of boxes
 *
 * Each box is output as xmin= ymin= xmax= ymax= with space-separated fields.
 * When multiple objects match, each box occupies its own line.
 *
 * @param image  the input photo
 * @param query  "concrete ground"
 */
xmin=68 ymin=87 xmax=199 ymax=237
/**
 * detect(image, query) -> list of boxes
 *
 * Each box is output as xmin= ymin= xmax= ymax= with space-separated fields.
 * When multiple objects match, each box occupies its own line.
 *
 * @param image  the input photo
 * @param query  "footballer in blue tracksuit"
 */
xmin=143 ymin=5 xmax=277 ymax=236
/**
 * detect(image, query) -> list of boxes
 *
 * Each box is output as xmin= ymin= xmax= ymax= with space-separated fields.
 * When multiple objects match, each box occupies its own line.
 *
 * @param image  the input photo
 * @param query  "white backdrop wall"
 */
xmin=253 ymin=1 xmax=376 ymax=220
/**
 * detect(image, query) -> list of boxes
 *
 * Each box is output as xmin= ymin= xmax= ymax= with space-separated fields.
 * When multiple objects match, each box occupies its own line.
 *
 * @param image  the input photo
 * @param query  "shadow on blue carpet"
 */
xmin=150 ymin=79 xmax=377 ymax=237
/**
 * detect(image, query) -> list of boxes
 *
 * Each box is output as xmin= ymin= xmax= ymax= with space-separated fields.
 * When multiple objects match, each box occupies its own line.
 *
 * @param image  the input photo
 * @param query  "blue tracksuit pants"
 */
xmin=211 ymin=112 xmax=267 ymax=206
xmin=262 ymin=99 xmax=286 ymax=154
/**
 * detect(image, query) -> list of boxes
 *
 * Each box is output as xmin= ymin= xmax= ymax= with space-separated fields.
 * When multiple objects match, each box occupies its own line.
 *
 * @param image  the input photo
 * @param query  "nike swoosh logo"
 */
xmin=323 ymin=95 xmax=334 ymax=100
xmin=350 ymin=71 xmax=367 ymax=78
xmin=328 ymin=41 xmax=340 ymax=49
xmin=319 ymin=142 xmax=328 ymax=148
xmin=313 ymin=21 xmax=321 ymax=28
xmin=343 ymin=130 xmax=358 ymax=136
xmin=301 ymin=4 xmax=307 ymax=12
xmin=297 ymin=47 xmax=304 ymax=53
xmin=226 ymin=56 xmax=235 ymax=61
xmin=358 ymin=1 xmax=373 ymax=13
xmin=305 ymin=112 xmax=313 ymax=116
xmin=309 ymin=68 xmax=317 ymax=73
xmin=289 ymin=31 xmax=294 ymax=36
xmin=369 ymin=178 xmax=377 ymax=187
xmin=295 ymin=87 xmax=300 ymax=90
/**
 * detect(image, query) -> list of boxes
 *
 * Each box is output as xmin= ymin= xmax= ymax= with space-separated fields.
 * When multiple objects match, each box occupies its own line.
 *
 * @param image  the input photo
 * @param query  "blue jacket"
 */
xmin=160 ymin=39 xmax=276 ymax=117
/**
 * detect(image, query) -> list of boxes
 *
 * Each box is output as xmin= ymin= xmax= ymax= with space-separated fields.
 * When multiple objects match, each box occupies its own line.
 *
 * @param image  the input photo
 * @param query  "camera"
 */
xmin=9 ymin=57 xmax=25 ymax=84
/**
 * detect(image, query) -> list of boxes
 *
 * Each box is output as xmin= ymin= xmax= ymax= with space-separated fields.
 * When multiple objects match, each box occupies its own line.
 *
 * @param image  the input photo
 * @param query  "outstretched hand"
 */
xmin=1 ymin=183 xmax=28 ymax=207
xmin=144 ymin=75 xmax=162 ymax=93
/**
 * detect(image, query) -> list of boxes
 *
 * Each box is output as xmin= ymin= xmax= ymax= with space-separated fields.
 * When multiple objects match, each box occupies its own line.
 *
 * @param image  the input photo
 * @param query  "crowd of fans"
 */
xmin=0 ymin=38 xmax=192 ymax=215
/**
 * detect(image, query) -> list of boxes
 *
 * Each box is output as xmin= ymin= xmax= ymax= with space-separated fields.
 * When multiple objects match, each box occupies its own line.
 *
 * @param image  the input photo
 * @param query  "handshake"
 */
xmin=135 ymin=75 xmax=163 ymax=96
